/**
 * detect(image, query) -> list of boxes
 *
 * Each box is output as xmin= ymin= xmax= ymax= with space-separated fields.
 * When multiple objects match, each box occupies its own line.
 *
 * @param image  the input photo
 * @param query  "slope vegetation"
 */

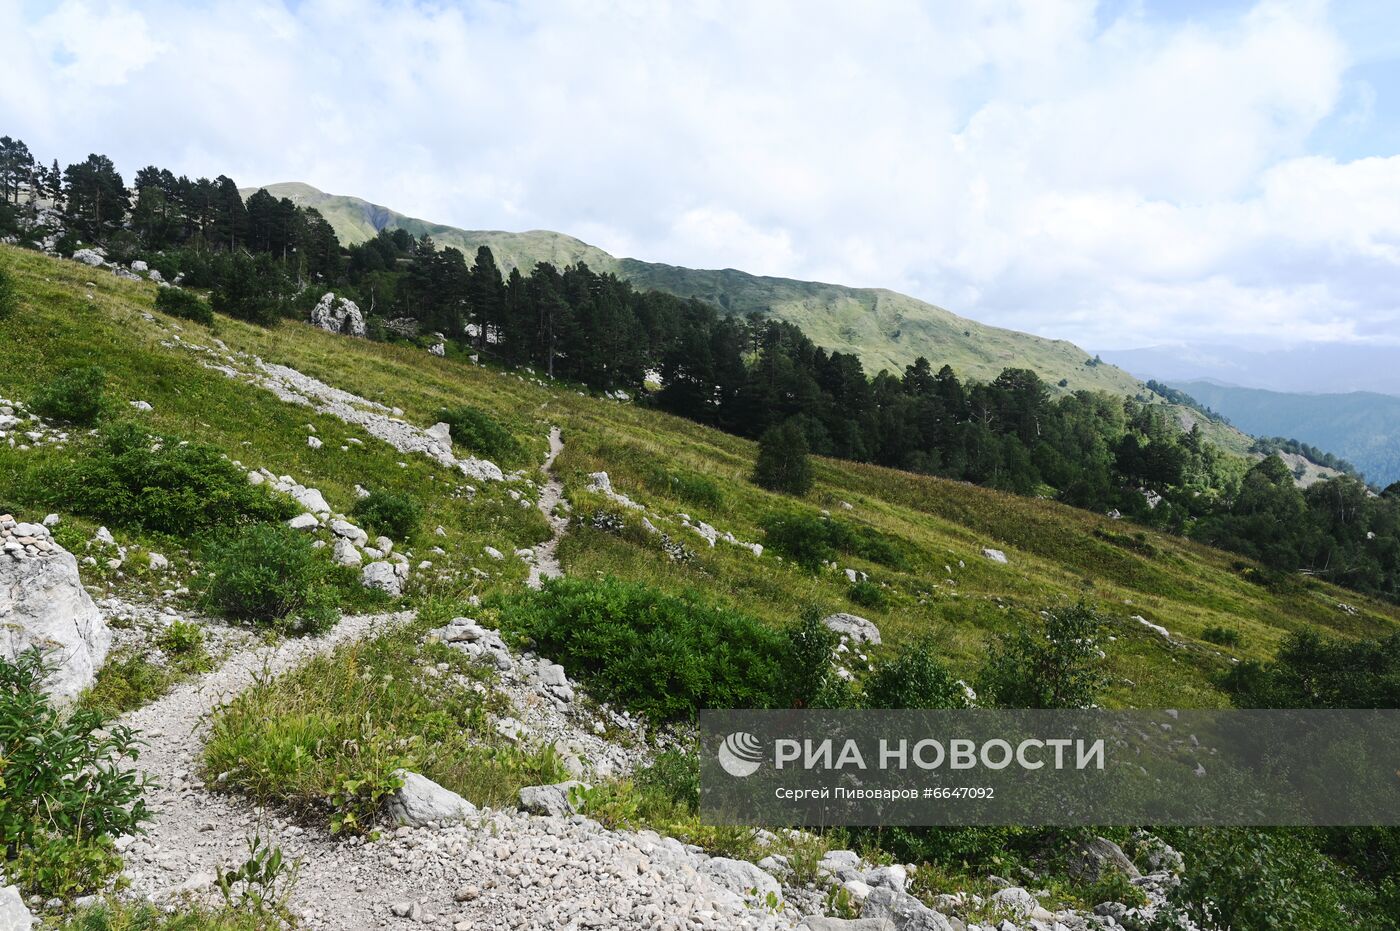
xmin=4 ymin=242 xmax=1396 ymax=714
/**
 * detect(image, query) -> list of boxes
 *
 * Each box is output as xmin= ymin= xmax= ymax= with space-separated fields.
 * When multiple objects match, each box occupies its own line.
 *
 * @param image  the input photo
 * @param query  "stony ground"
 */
xmin=113 ymin=609 xmax=806 ymax=931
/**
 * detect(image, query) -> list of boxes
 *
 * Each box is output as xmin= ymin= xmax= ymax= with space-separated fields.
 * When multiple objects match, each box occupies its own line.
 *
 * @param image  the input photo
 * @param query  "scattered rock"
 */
xmin=386 ymin=770 xmax=477 ymax=827
xmin=0 ymin=884 xmax=34 ymax=931
xmin=981 ymin=547 xmax=1008 ymax=564
xmin=698 ymin=857 xmax=781 ymax=902
xmin=821 ymin=612 xmax=882 ymax=645
xmin=518 ymin=781 xmax=589 ymax=818
xmin=361 ymin=561 xmax=403 ymax=596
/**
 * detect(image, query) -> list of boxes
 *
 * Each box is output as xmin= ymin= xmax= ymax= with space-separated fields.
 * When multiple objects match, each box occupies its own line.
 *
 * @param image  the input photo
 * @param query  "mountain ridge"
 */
xmin=242 ymin=181 xmax=1145 ymax=394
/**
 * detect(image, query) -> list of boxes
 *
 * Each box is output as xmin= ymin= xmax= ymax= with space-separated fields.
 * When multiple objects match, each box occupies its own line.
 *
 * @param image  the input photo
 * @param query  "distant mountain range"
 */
xmin=1103 ymin=343 xmax=1400 ymax=397
xmin=246 ymin=182 xmax=1145 ymax=395
xmin=1172 ymin=380 xmax=1400 ymax=489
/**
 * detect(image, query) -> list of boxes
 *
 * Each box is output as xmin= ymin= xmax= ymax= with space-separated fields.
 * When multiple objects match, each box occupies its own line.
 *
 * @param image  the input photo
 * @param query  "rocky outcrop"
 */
xmin=309 ymin=292 xmax=366 ymax=337
xmin=1 ymin=516 xmax=111 ymax=701
xmin=386 ymin=770 xmax=477 ymax=827
xmin=71 ymin=248 xmax=105 ymax=267
xmin=821 ymin=612 xmax=881 ymax=645
xmin=0 ymin=884 xmax=33 ymax=931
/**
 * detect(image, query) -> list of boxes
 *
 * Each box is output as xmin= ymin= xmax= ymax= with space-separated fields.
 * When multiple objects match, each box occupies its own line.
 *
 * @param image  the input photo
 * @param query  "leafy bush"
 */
xmin=761 ymin=511 xmax=909 ymax=570
xmin=863 ymin=637 xmax=968 ymax=709
xmin=1086 ymin=867 xmax=1148 ymax=907
xmin=0 ymin=650 xmax=149 ymax=897
xmin=82 ymin=654 xmax=174 ymax=717
xmin=155 ymin=287 xmax=213 ymax=325
xmin=351 ymin=488 xmax=422 ymax=541
xmin=1201 ymin=625 xmax=1242 ymax=647
xmin=977 ymin=603 xmax=1109 ymax=709
xmin=1158 ymin=828 xmax=1387 ymax=931
xmin=53 ymin=423 xmax=294 ymax=537
xmin=495 ymin=577 xmax=789 ymax=721
xmin=30 ymin=365 xmax=106 ymax=425
xmin=1222 ymin=629 xmax=1400 ymax=709
xmin=847 ymin=579 xmax=888 ymax=609
xmin=752 ymin=419 xmax=813 ymax=495
xmin=200 ymin=523 xmax=338 ymax=633
xmin=777 ymin=611 xmax=852 ymax=709
xmin=60 ymin=902 xmax=274 ymax=931
xmin=435 ymin=405 xmax=523 ymax=464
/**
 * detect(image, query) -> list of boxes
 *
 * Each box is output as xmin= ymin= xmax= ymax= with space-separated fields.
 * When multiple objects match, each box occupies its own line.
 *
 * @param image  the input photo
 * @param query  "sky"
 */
xmin=3 ymin=0 xmax=1399 ymax=351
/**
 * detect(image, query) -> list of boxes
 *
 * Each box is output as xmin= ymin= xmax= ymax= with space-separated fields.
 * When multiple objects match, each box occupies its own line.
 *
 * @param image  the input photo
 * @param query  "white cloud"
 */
xmin=1 ymin=0 xmax=1397 ymax=350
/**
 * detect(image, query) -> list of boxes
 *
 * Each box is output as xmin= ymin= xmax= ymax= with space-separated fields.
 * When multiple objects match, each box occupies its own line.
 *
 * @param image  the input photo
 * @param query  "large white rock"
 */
xmin=1 ymin=523 xmax=111 ymax=702
xmin=361 ymin=560 xmax=402 ymax=596
xmin=71 ymin=248 xmax=104 ymax=267
xmin=699 ymin=857 xmax=781 ymax=901
xmin=385 ymin=770 xmax=476 ymax=826
xmin=861 ymin=888 xmax=955 ymax=931
xmin=981 ymin=547 xmax=1009 ymax=564
xmin=821 ymin=612 xmax=882 ymax=645
xmin=0 ymin=884 xmax=34 ymax=931
xmin=518 ymin=781 xmax=589 ymax=818
xmin=309 ymin=292 xmax=366 ymax=337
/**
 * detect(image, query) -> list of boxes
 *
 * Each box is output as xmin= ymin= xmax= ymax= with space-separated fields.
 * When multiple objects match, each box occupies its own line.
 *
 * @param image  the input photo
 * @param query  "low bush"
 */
xmin=154 ymin=287 xmax=213 ymax=326
xmin=1222 ymin=629 xmax=1400 ymax=709
xmin=977 ymin=603 xmax=1109 ymax=709
xmin=30 ymin=365 xmax=107 ymax=425
xmin=760 ymin=511 xmax=910 ymax=570
xmin=495 ymin=577 xmax=790 ymax=721
xmin=847 ymin=578 xmax=888 ymax=609
xmin=0 ymin=650 xmax=149 ymax=898
xmin=200 ymin=523 xmax=338 ymax=633
xmin=435 ymin=405 xmax=523 ymax=464
xmin=83 ymin=622 xmax=212 ymax=716
xmin=1201 ymin=624 xmax=1242 ymax=647
xmin=52 ymin=423 xmax=295 ymax=537
xmin=351 ymin=488 xmax=422 ymax=541
xmin=863 ymin=637 xmax=968 ymax=709
xmin=60 ymin=901 xmax=277 ymax=931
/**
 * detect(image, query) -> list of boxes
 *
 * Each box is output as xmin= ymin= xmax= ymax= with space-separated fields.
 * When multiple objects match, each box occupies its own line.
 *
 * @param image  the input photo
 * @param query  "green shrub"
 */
xmin=863 ymin=637 xmax=968 ymax=709
xmin=435 ymin=405 xmax=523 ymax=464
xmin=847 ymin=579 xmax=888 ymax=609
xmin=81 ymin=653 xmax=174 ymax=717
xmin=53 ymin=423 xmax=294 ymax=537
xmin=1201 ymin=625 xmax=1242 ymax=647
xmin=777 ymin=611 xmax=851 ymax=709
xmin=0 ymin=650 xmax=149 ymax=898
xmin=155 ymin=287 xmax=213 ymax=325
xmin=1159 ymin=828 xmax=1386 ymax=931
xmin=752 ymin=419 xmax=813 ymax=496
xmin=1086 ymin=867 xmax=1148 ymax=907
xmin=977 ymin=603 xmax=1109 ymax=709
xmin=1222 ymin=629 xmax=1400 ymax=709
xmin=200 ymin=523 xmax=338 ymax=633
xmin=351 ymin=488 xmax=422 ymax=541
xmin=495 ymin=577 xmax=788 ymax=721
xmin=59 ymin=901 xmax=279 ymax=930
xmin=30 ymin=365 xmax=107 ymax=425
xmin=761 ymin=511 xmax=910 ymax=571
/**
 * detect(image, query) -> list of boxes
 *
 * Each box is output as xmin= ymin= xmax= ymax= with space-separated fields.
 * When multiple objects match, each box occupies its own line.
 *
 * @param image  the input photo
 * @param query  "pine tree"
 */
xmin=752 ymin=419 xmax=814 ymax=495
xmin=62 ymin=154 xmax=128 ymax=241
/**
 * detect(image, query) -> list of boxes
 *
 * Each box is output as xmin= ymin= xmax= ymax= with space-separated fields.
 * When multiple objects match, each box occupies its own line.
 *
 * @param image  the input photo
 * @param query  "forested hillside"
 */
xmin=1174 ymin=380 xmax=1400 ymax=489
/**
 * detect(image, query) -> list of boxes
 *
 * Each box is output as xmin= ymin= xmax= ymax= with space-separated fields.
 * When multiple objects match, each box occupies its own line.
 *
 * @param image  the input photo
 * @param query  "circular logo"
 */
xmin=718 ymin=731 xmax=764 ymax=777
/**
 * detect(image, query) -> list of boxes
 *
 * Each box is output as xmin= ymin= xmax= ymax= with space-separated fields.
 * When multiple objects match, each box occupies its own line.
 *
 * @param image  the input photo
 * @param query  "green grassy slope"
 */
xmin=4 ymin=243 xmax=1396 ymax=713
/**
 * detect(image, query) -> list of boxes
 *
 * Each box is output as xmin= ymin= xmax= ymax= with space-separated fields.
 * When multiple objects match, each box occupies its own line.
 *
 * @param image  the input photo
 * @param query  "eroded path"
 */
xmin=526 ymin=426 xmax=567 ymax=590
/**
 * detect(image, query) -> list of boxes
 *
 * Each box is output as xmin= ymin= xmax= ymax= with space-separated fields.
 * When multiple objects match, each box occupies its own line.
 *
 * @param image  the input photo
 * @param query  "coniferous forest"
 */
xmin=3 ymin=134 xmax=1399 ymax=604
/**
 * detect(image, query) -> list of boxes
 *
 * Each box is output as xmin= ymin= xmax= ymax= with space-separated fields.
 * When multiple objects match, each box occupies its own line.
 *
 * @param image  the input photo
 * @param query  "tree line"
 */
xmin=3 ymin=134 xmax=1398 ymax=602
